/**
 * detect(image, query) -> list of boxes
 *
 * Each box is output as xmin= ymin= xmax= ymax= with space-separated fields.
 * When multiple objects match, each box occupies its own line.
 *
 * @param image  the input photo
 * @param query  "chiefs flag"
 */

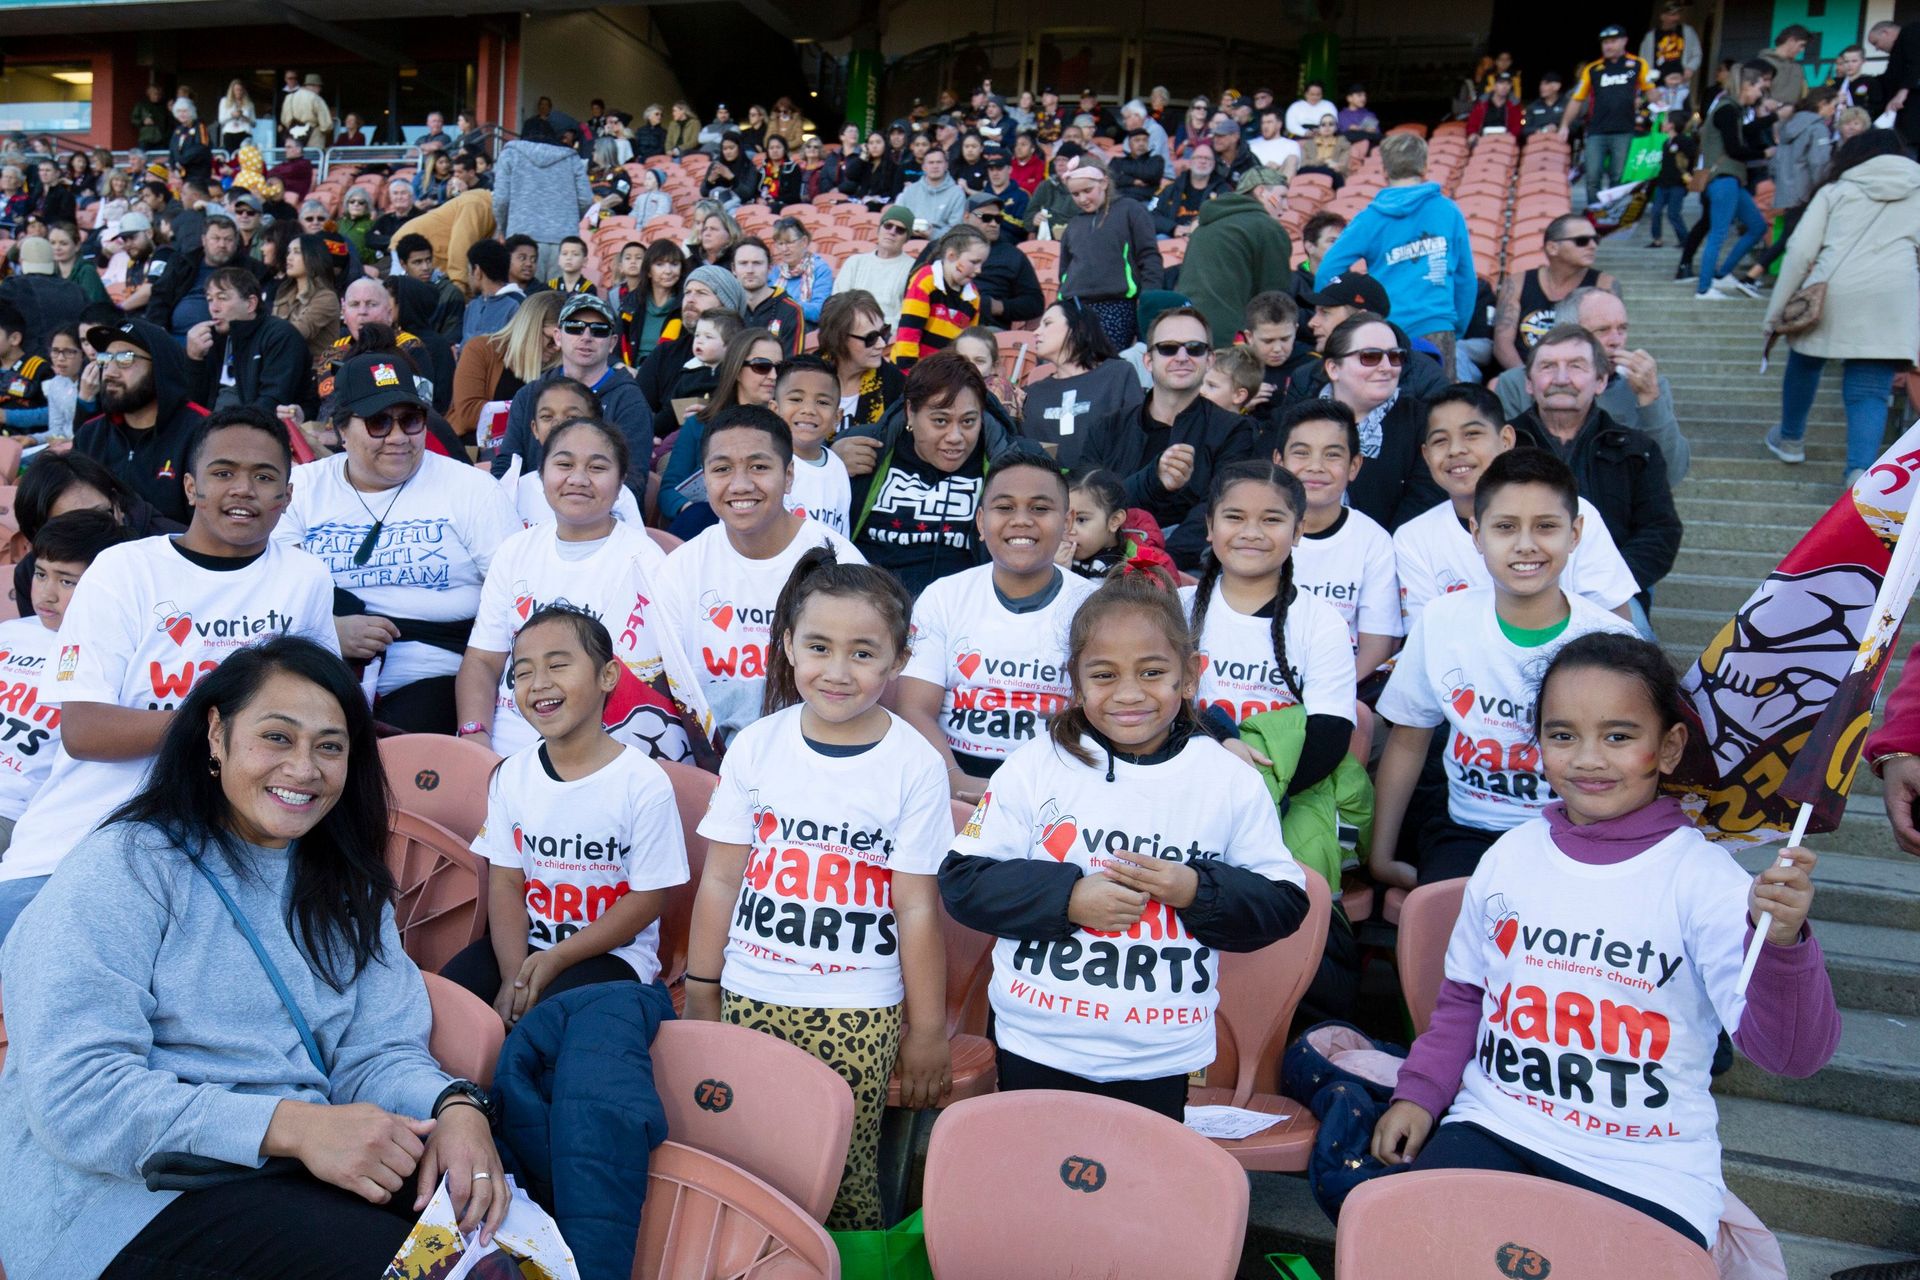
xmin=1667 ymin=421 xmax=1920 ymax=843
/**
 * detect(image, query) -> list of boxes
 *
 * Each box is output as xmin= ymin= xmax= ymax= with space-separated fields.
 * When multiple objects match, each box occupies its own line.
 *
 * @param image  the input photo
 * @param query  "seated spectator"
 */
xmin=146 ymin=213 xmax=263 ymax=340
xmin=1318 ymin=312 xmax=1444 ymax=529
xmin=489 ymin=294 xmax=653 ymax=497
xmin=1468 ymin=73 xmax=1525 ymax=137
xmin=951 ymin=132 xmax=991 ymax=193
xmin=732 ymin=237 xmax=805 ymax=357
xmin=832 ymin=204 xmax=917 ymax=326
xmin=1508 ymin=324 xmax=1683 ymax=613
xmin=504 ymin=235 xmax=542 ymax=296
xmin=627 ymin=166 xmax=672 ymax=224
xmin=588 ymin=139 xmax=635 ymax=218
xmin=1242 ymin=291 xmax=1319 ymax=418
xmin=898 ymin=146 xmax=967 ymax=237
xmin=1025 ymin=142 xmax=1082 ymax=238
xmin=817 ymin=290 xmax=905 ymax=438
xmin=1119 ymin=98 xmax=1172 ymax=175
xmin=184 ymin=265 xmax=311 ymax=414
xmin=658 ymin=325 xmax=782 ymax=528
xmin=46 ymin=221 xmax=108 ymax=305
xmin=634 ymin=264 xmax=748 ymax=415
xmin=1248 ymin=111 xmax=1303 ymax=174
xmin=770 ymin=217 xmax=835 ymax=324
xmin=701 ymin=134 xmax=759 ymax=209
xmin=317 ymin=275 xmax=445 ymax=408
xmin=686 ymin=203 xmax=743 ymax=271
xmin=840 ymin=130 xmax=903 ymax=206
xmin=612 ymin=239 xmax=684 ymax=367
xmin=666 ymin=100 xmax=703 ymax=157
xmin=1209 ymin=119 xmax=1258 ymax=184
xmin=1523 ymin=69 xmax=1567 ymax=136
xmin=545 ymin=235 xmax=593 ymax=295
xmin=1181 ymin=167 xmax=1294 ymax=345
xmin=892 ymin=225 xmax=989 ymax=370
xmin=1021 ymin=299 xmax=1142 ymax=469
xmin=754 ymin=134 xmax=802 ymax=208
xmin=365 ymin=179 xmax=417 ymax=258
xmin=961 ymin=192 xmax=1043 ymax=329
xmin=1110 ymin=129 xmax=1167 ymax=202
xmin=269 ymin=232 xmax=344 ymax=367
xmin=1493 ymin=214 xmax=1616 ymax=370
xmin=697 ymin=104 xmax=735 ymax=152
xmin=633 ymin=104 xmax=668 ymax=160
xmin=462 ymin=239 xmax=525 ymax=343
xmin=1338 ymin=84 xmax=1382 ymax=143
xmin=266 ymin=138 xmax=314 ymax=203
xmin=415 ymin=151 xmax=456 ymax=210
xmin=0 ymin=635 xmax=505 ymax=1277
xmin=1153 ymin=141 xmax=1231 ymax=237
xmin=1297 ymin=114 xmax=1351 ymax=186
xmin=74 ymin=318 xmax=206 ymax=523
xmin=334 ymin=188 xmax=374 ymax=262
xmin=1285 ymin=82 xmax=1335 ymax=137
xmin=451 ymin=289 xmax=563 ymax=439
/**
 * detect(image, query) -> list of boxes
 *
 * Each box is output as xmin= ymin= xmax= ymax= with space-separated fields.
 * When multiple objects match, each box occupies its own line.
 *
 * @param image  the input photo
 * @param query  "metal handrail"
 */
xmin=317 ymin=144 xmax=423 ymax=181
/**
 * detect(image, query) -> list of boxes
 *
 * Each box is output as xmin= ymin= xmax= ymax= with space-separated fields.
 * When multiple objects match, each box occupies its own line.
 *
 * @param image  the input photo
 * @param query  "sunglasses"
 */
xmin=560 ymin=319 xmax=613 ymax=337
xmin=975 ymin=212 xmax=1002 ymax=223
xmin=361 ymin=406 xmax=429 ymax=437
xmin=853 ymin=325 xmax=893 ymax=346
xmin=1151 ymin=340 xmax=1210 ymax=358
xmin=742 ymin=358 xmax=781 ymax=375
xmin=95 ymin=350 xmax=151 ymax=367
xmin=1553 ymin=234 xmax=1598 ymax=247
xmin=1336 ymin=347 xmax=1406 ymax=368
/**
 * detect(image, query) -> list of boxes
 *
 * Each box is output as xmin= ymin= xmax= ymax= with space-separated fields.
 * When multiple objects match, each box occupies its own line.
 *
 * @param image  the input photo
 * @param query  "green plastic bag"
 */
xmin=832 ymin=1208 xmax=932 ymax=1280
xmin=1620 ymin=133 xmax=1664 ymax=184
xmin=1266 ymin=1253 xmax=1323 ymax=1279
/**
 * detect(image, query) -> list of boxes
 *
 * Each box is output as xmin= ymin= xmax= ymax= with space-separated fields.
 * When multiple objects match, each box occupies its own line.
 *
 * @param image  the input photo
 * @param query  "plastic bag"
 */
xmin=383 ymin=1174 xmax=581 ymax=1280
xmin=831 ymin=1208 xmax=932 ymax=1280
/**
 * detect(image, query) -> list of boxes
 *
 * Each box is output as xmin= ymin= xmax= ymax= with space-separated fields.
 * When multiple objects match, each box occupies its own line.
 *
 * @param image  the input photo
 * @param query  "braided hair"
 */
xmin=762 ymin=545 xmax=914 ymax=717
xmin=1188 ymin=460 xmax=1308 ymax=706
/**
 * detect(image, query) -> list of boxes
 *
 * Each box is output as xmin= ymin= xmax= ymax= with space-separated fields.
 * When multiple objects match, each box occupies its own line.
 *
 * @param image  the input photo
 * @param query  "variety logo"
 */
xmin=1486 ymin=893 xmax=1520 ymax=956
xmin=955 ymin=641 xmax=983 ymax=680
xmin=154 ymin=602 xmax=194 ymax=646
xmin=1444 ymin=668 xmax=1476 ymax=718
xmin=702 ymin=591 xmax=736 ymax=632
xmin=514 ymin=581 xmax=535 ymax=621
xmin=1036 ymin=800 xmax=1079 ymax=861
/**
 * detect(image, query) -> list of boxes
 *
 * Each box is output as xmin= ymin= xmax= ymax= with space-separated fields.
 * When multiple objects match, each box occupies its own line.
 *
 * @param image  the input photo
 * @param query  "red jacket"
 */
xmin=1467 ymin=98 xmax=1524 ymax=136
xmin=1866 ymin=645 xmax=1920 ymax=768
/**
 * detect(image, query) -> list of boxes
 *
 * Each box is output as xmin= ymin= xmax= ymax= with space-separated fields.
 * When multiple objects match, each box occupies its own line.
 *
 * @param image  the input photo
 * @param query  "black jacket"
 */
xmin=974 ymin=238 xmax=1044 ymax=325
xmin=634 ymin=331 xmax=703 ymax=416
xmin=490 ymin=365 xmax=656 ymax=499
xmin=1511 ymin=405 xmax=1682 ymax=594
xmin=839 ymin=154 xmax=903 ymax=203
xmin=187 ymin=314 xmax=312 ymax=413
xmin=143 ymin=250 xmax=266 ymax=334
xmin=1109 ymin=151 xmax=1165 ymax=203
xmin=1152 ymin=170 xmax=1232 ymax=236
xmin=1343 ymin=393 xmax=1446 ymax=533
xmin=631 ymin=124 xmax=667 ymax=159
xmin=1082 ymin=394 xmax=1261 ymax=569
xmin=72 ymin=319 xmax=207 ymax=524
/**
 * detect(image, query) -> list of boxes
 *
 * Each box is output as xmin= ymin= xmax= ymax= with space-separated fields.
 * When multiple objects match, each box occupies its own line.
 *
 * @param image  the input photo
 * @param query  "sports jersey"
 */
xmin=1291 ymin=509 xmax=1404 ymax=649
xmin=468 ymin=522 xmax=709 ymax=760
xmin=651 ymin=517 xmax=863 ymax=746
xmin=0 ymin=355 xmax=51 ymax=414
xmin=1571 ymin=55 xmax=1656 ymax=134
xmin=1181 ymin=580 xmax=1356 ymax=723
xmin=473 ymin=743 xmax=688 ymax=982
xmin=784 ymin=447 xmax=853 ymax=536
xmin=275 ymin=452 xmax=520 ymax=693
xmin=1 ymin=537 xmax=338 ymax=881
xmin=951 ymin=733 xmax=1305 ymax=1080
xmin=901 ymin=565 xmax=1095 ymax=767
xmin=1443 ymin=820 xmax=1755 ymax=1243
xmin=0 ymin=618 xmax=60 ymax=820
xmin=1376 ymin=587 xmax=1636 ymax=831
xmin=1393 ymin=497 xmax=1639 ymax=626
xmin=698 ymin=705 xmax=950 ymax=1006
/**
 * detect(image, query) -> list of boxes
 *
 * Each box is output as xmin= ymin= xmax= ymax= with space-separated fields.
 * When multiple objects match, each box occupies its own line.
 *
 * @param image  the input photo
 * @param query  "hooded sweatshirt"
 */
xmin=1769 ymin=109 xmax=1832 ymax=211
xmin=491 ymin=140 xmax=595 ymax=245
xmin=897 ymin=172 xmax=967 ymax=237
xmin=1179 ymin=192 xmax=1296 ymax=345
xmin=1316 ymin=182 xmax=1477 ymax=341
xmin=72 ymin=319 xmax=206 ymax=524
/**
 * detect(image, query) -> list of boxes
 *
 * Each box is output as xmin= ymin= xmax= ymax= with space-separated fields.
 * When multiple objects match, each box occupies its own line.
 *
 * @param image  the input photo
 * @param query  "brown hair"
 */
xmin=902 ymin=348 xmax=988 ymax=415
xmin=1048 ymin=567 xmax=1198 ymax=767
xmin=698 ymin=326 xmax=779 ymax=423
xmin=1211 ymin=345 xmax=1264 ymax=401
xmin=818 ymin=289 xmax=884 ymax=366
xmin=763 ymin=545 xmax=915 ymax=716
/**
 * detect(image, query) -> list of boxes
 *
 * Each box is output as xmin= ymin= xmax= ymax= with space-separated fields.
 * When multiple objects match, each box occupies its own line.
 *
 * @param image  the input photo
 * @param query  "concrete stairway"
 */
xmin=1240 ymin=235 xmax=1920 ymax=1279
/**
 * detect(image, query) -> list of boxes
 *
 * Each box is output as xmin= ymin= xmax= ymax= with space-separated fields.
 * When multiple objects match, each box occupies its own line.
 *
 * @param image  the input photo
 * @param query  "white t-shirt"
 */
xmin=1 ymin=537 xmax=339 ymax=881
xmin=1285 ymin=100 xmax=1334 ymax=136
xmin=1249 ymin=134 xmax=1304 ymax=168
xmin=1443 ymin=820 xmax=1755 ymax=1244
xmin=509 ymin=465 xmax=644 ymax=528
xmin=784 ymin=447 xmax=852 ymax=536
xmin=1376 ymin=588 xmax=1636 ymax=831
xmin=1181 ymin=581 xmax=1357 ymax=723
xmin=468 ymin=522 xmax=708 ymax=760
xmin=0 ymin=618 xmax=61 ymax=821
xmin=698 ymin=705 xmax=950 ymax=1006
xmin=951 ymin=734 xmax=1306 ymax=1080
xmin=473 ymin=743 xmax=688 ymax=982
xmin=902 ymin=566 xmax=1095 ymax=765
xmin=1394 ymin=497 xmax=1640 ymax=628
xmin=1292 ymin=509 xmax=1404 ymax=649
xmin=651 ymin=518 xmax=864 ymax=746
xmin=275 ymin=452 xmax=521 ymax=694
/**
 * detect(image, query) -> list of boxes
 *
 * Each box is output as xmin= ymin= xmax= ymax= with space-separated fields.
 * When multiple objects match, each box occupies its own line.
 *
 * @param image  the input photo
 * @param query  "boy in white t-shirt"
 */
xmin=0 ymin=408 xmax=340 ymax=942
xmin=652 ymin=405 xmax=863 ymax=747
xmin=774 ymin=355 xmax=852 ymax=535
xmin=1369 ymin=447 xmax=1636 ymax=891
xmin=1396 ymin=384 xmax=1638 ymax=627
xmin=1273 ymin=398 xmax=1404 ymax=677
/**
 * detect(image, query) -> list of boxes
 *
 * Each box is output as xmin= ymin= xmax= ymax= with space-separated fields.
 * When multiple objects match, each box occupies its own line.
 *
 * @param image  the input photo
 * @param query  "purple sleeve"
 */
xmin=1391 ymin=977 xmax=1483 ymax=1117
xmin=1732 ymin=925 xmax=1843 ymax=1077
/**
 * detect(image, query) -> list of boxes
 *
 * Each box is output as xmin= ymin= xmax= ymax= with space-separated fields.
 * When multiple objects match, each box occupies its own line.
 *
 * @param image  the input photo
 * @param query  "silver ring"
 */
xmin=471 ymin=1172 xmax=492 ymax=1181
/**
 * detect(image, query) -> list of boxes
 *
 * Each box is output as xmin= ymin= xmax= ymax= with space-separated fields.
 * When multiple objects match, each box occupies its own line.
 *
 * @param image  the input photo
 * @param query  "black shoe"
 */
xmin=1674 ymin=263 xmax=1693 ymax=279
xmin=1649 ymin=241 xmax=1664 ymax=248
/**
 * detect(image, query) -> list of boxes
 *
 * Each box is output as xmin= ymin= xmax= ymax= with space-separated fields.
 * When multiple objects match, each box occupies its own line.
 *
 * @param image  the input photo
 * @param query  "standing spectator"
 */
xmin=167 ymin=101 xmax=212 ymax=189
xmin=1642 ymin=113 xmax=1696 ymax=248
xmin=1764 ymin=131 xmax=1920 ymax=486
xmin=961 ymin=191 xmax=1043 ymax=328
xmin=1694 ymin=63 xmax=1775 ymax=301
xmin=1868 ymin=21 xmax=1920 ymax=151
xmin=492 ymin=136 xmax=594 ymax=281
xmin=1317 ymin=133 xmax=1476 ymax=369
xmin=1754 ymin=87 xmax=1837 ymax=277
xmin=1181 ymin=167 xmax=1295 ymax=345
xmin=1493 ymin=213 xmax=1615 ymax=368
xmin=130 ymin=83 xmax=167 ymax=152
xmin=1338 ymin=84 xmax=1382 ymax=144
xmin=216 ymin=79 xmax=256 ymax=152
xmin=1640 ymin=3 xmax=1703 ymax=81
xmin=897 ymin=146 xmax=966 ymax=236
xmin=462 ymin=239 xmax=526 ymax=342
xmin=1523 ymin=70 xmax=1568 ymax=137
xmin=1564 ymin=26 xmax=1657 ymax=204
xmin=832 ymin=203 xmax=918 ymax=326
xmin=279 ymin=72 xmax=333 ymax=147
xmin=1758 ymin=25 xmax=1813 ymax=110
xmin=1058 ymin=158 xmax=1162 ymax=350
xmin=1285 ymin=82 xmax=1335 ymax=137
xmin=665 ymin=100 xmax=702 ymax=156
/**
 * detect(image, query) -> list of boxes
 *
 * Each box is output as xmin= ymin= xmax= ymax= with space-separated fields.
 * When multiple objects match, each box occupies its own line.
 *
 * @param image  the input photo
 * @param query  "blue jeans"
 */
xmin=1583 ymin=132 xmax=1631 ymax=204
xmin=1644 ymin=184 xmax=1688 ymax=242
xmin=0 ymin=874 xmax=50 ymax=947
xmin=1698 ymin=176 xmax=1765 ymax=293
xmin=1777 ymin=351 xmax=1901 ymax=473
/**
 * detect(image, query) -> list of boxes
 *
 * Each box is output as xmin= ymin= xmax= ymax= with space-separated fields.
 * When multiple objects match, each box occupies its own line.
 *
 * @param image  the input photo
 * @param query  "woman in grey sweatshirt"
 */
xmin=0 ymin=637 xmax=504 ymax=1280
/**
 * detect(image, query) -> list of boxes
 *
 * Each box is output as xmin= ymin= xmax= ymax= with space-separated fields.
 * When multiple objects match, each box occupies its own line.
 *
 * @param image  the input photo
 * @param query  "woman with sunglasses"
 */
xmin=657 ymin=328 xmax=785 ymax=535
xmin=795 ymin=136 xmax=836 ymax=202
xmin=335 ymin=187 xmax=375 ymax=262
xmin=274 ymin=354 xmax=521 ymax=734
xmin=1491 ymin=214 xmax=1614 ymax=371
xmin=817 ymin=291 xmax=904 ymax=440
xmin=1057 ymin=158 xmax=1162 ymax=351
xmin=1296 ymin=113 xmax=1351 ymax=189
xmin=1320 ymin=312 xmax=1444 ymax=530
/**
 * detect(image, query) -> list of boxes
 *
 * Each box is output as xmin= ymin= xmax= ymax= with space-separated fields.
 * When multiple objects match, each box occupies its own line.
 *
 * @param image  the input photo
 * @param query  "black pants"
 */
xmin=102 ymin=1168 xmax=419 ymax=1279
xmin=1416 ymin=815 xmax=1500 ymax=885
xmin=1413 ymin=1120 xmax=1710 ymax=1250
xmin=1679 ymin=186 xmax=1712 ymax=268
xmin=440 ymin=935 xmax=640 ymax=1005
xmin=994 ymin=1045 xmax=1188 ymax=1121
xmin=376 ymin=675 xmax=458 ymax=735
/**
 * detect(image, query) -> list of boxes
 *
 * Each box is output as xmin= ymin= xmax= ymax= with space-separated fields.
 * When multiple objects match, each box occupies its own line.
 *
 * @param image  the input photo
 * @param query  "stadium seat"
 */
xmin=654 ymin=760 xmax=718 ymax=988
xmin=423 ymin=971 xmax=505 ymax=1084
xmin=385 ymin=809 xmax=488 ymax=972
xmin=1395 ymin=877 xmax=1468 ymax=1035
xmin=632 ymin=1141 xmax=838 ymax=1279
xmin=1185 ymin=866 xmax=1331 ymax=1170
xmin=379 ymin=733 xmax=501 ymax=844
xmin=923 ymin=1091 xmax=1248 ymax=1280
xmin=650 ymin=1019 xmax=854 ymax=1223
xmin=647 ymin=528 xmax=683 ymax=553
xmin=1336 ymin=1169 xmax=1718 ymax=1279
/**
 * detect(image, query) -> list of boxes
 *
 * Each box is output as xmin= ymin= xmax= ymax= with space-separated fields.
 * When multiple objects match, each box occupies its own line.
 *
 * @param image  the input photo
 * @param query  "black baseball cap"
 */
xmin=1599 ymin=23 xmax=1626 ymax=38
xmin=984 ymin=147 xmax=1011 ymax=166
xmin=1304 ymin=272 xmax=1391 ymax=316
xmin=335 ymin=353 xmax=427 ymax=419
xmin=86 ymin=319 xmax=155 ymax=357
xmin=967 ymin=191 xmax=1005 ymax=211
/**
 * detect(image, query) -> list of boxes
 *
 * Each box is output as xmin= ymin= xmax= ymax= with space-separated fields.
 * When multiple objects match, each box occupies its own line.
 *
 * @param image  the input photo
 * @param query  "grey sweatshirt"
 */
xmin=492 ymin=139 xmax=595 ymax=245
xmin=0 ymin=822 xmax=448 ymax=1280
xmin=897 ymin=175 xmax=967 ymax=237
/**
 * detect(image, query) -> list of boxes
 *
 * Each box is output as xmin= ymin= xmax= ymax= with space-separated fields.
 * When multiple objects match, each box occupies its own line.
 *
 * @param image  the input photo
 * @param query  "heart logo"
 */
xmin=956 ymin=650 xmax=983 ymax=680
xmin=755 ymin=808 xmax=777 ymax=842
xmin=1451 ymin=685 xmax=1476 ymax=717
xmin=708 ymin=603 xmax=735 ymax=631
xmin=511 ymin=823 xmax=525 ymax=852
xmin=1494 ymin=917 xmax=1519 ymax=957
xmin=1040 ymin=817 xmax=1078 ymax=861
xmin=514 ymin=583 xmax=535 ymax=621
xmin=1197 ymin=652 xmax=1210 ymax=675
xmin=164 ymin=613 xmax=192 ymax=645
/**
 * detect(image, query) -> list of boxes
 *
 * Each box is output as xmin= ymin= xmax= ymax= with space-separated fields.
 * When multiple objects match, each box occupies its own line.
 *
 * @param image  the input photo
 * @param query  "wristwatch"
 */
xmin=431 ymin=1079 xmax=499 ymax=1126
xmin=457 ymin=721 xmax=487 ymax=739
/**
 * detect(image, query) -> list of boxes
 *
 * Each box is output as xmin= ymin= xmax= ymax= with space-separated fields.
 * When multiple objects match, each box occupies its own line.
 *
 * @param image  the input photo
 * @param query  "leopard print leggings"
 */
xmin=720 ymin=993 xmax=903 ymax=1230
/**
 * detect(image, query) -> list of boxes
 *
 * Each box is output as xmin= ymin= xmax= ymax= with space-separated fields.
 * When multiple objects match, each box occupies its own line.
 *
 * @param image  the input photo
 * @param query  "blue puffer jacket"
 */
xmin=494 ymin=981 xmax=675 ymax=1279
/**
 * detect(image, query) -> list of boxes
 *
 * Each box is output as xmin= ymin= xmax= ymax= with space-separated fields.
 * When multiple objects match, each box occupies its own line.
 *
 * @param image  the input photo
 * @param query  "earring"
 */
xmin=208 ymin=756 xmax=222 ymax=777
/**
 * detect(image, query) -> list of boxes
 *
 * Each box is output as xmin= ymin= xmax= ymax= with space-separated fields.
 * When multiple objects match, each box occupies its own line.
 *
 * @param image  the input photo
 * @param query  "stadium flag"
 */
xmin=1666 ymin=419 xmax=1920 ymax=846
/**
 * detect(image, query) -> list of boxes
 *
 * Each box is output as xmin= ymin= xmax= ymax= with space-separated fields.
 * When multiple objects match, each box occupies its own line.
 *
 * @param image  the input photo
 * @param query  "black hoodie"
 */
xmin=1080 ymin=393 xmax=1260 ymax=569
xmin=73 ymin=318 xmax=207 ymax=524
xmin=187 ymin=313 xmax=311 ymax=414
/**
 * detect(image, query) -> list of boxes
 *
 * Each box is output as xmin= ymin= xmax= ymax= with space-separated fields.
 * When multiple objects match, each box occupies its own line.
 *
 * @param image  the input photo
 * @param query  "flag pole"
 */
xmin=1737 ymin=803 xmax=1814 ymax=998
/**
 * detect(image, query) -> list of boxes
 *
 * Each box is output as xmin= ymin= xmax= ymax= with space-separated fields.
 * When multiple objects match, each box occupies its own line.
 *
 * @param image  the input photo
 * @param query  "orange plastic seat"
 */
xmin=379 ymin=733 xmax=501 ymax=844
xmin=924 ymin=1091 xmax=1248 ymax=1280
xmin=650 ymin=1020 xmax=854 ymax=1222
xmin=386 ymin=810 xmax=487 ymax=972
xmin=1395 ymin=877 xmax=1468 ymax=1034
xmin=647 ymin=527 xmax=683 ymax=554
xmin=632 ymin=1141 xmax=837 ymax=1279
xmin=423 ymin=971 xmax=505 ymax=1084
xmin=654 ymin=760 xmax=718 ymax=986
xmin=1185 ymin=866 xmax=1331 ymax=1170
xmin=1337 ymin=1168 xmax=1718 ymax=1279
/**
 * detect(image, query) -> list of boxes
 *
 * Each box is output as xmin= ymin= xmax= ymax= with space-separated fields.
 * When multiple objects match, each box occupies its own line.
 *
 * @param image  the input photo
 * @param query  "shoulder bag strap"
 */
xmin=189 ymin=852 xmax=327 ymax=1077
xmin=1807 ymin=198 xmax=1895 ymax=288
